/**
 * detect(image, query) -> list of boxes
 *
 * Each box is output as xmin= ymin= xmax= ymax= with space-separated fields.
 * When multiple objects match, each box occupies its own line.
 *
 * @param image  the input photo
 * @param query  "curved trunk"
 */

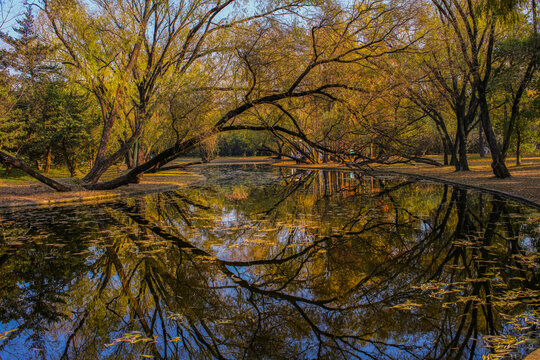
xmin=82 ymin=117 xmax=115 ymax=183
xmin=83 ymin=126 xmax=143 ymax=184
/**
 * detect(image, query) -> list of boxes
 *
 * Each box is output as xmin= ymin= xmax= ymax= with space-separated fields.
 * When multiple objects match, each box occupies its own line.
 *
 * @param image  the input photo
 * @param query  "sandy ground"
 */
xmin=1 ymin=156 xmax=539 ymax=208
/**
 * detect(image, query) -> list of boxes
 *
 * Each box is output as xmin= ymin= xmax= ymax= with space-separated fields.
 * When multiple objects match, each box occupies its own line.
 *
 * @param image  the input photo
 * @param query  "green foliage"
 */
xmin=217 ymin=131 xmax=269 ymax=157
xmin=0 ymin=4 xmax=100 ymax=175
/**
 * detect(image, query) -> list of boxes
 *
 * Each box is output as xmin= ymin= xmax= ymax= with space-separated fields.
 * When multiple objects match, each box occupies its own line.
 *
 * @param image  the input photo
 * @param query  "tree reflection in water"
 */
xmin=0 ymin=165 xmax=538 ymax=359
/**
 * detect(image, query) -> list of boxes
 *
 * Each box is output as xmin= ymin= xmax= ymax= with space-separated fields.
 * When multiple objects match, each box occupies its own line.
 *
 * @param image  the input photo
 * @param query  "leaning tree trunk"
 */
xmin=479 ymin=95 xmax=510 ymax=178
xmin=83 ymin=134 xmax=204 ymax=190
xmin=83 ymin=117 xmax=115 ymax=183
xmin=83 ymin=125 xmax=143 ymax=183
xmin=0 ymin=151 xmax=71 ymax=191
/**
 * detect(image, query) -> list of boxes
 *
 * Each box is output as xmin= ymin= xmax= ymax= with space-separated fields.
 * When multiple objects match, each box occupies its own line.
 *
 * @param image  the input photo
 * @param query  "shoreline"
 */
xmin=0 ymin=157 xmax=277 ymax=209
xmin=1 ymin=156 xmax=539 ymax=209
xmin=0 ymin=166 xmax=204 ymax=209
xmin=273 ymin=157 xmax=540 ymax=209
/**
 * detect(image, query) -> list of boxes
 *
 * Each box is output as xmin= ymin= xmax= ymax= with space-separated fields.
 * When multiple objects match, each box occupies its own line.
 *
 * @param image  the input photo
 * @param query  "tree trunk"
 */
xmin=478 ymin=122 xmax=486 ymax=158
xmin=0 ymin=151 xmax=71 ymax=191
xmin=125 ymin=149 xmax=135 ymax=169
xmin=479 ymin=96 xmax=511 ymax=178
xmin=83 ymin=134 xmax=203 ymax=190
xmin=44 ymin=146 xmax=52 ymax=174
xmin=4 ymin=165 xmax=13 ymax=176
xmin=82 ymin=118 xmax=114 ymax=182
xmin=83 ymin=125 xmax=143 ymax=183
xmin=516 ymin=129 xmax=521 ymax=166
xmin=455 ymin=109 xmax=469 ymax=171
xmin=441 ymin=137 xmax=449 ymax=165
xmin=137 ymin=141 xmax=145 ymax=167
xmin=457 ymin=132 xmax=469 ymax=171
xmin=62 ymin=139 xmax=77 ymax=177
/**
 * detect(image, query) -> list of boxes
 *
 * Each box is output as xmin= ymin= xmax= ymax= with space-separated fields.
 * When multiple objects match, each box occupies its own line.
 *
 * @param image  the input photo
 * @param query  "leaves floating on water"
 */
xmin=392 ymin=300 xmax=423 ymax=311
xmin=0 ymin=328 xmax=17 ymax=341
xmin=106 ymin=331 xmax=157 ymax=347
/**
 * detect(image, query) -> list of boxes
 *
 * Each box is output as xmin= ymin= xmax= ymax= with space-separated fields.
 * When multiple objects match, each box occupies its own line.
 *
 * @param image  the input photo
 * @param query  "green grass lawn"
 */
xmin=0 ymin=166 xmax=75 ymax=183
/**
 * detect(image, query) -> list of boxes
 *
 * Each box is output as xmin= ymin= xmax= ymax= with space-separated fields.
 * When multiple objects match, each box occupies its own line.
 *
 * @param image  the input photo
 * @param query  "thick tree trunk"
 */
xmin=479 ymin=96 xmax=511 ymax=178
xmin=83 ymin=125 xmax=143 ymax=183
xmin=457 ymin=131 xmax=469 ymax=171
xmin=0 ymin=151 xmax=71 ymax=191
xmin=137 ymin=141 xmax=145 ymax=167
xmin=455 ymin=107 xmax=470 ymax=171
xmin=82 ymin=119 xmax=114 ymax=183
xmin=124 ymin=149 xmax=135 ymax=169
xmin=83 ymin=134 xmax=203 ymax=190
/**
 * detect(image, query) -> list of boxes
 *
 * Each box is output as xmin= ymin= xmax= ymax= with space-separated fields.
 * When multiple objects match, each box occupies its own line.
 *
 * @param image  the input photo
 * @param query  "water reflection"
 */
xmin=0 ymin=166 xmax=538 ymax=359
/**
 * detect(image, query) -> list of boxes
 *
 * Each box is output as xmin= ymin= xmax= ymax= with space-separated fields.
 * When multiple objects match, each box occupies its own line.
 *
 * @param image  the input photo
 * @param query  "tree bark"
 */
xmin=44 ymin=146 xmax=52 ymax=174
xmin=0 ymin=151 xmax=71 ymax=191
xmin=456 ymin=120 xmax=469 ymax=171
xmin=479 ymin=95 xmax=511 ymax=178
xmin=516 ymin=129 xmax=521 ymax=166
xmin=83 ymin=134 xmax=204 ymax=190
xmin=478 ymin=122 xmax=486 ymax=158
xmin=82 ymin=118 xmax=115 ymax=182
xmin=82 ymin=125 xmax=143 ymax=183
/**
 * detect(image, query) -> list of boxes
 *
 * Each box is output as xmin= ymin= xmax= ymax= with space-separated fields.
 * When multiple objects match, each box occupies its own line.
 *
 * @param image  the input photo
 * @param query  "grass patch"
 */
xmin=0 ymin=165 xmax=75 ymax=183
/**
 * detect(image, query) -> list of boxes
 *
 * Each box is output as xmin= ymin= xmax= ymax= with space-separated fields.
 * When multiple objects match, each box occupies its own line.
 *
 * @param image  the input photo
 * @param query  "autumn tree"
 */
xmin=424 ymin=0 xmax=538 ymax=178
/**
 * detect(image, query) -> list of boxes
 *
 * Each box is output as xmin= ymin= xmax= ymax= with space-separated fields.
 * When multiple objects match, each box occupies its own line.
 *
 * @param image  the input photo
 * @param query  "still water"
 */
xmin=0 ymin=165 xmax=538 ymax=359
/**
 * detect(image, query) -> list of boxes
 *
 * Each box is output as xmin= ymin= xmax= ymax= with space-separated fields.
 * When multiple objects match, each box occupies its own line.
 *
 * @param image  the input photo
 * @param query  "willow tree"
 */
xmin=35 ymin=0 xmax=309 ymax=184
xmin=1 ymin=0 xmax=418 ymax=191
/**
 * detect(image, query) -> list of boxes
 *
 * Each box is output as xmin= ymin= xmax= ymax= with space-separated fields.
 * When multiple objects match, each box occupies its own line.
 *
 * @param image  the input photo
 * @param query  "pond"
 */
xmin=0 ymin=165 xmax=539 ymax=359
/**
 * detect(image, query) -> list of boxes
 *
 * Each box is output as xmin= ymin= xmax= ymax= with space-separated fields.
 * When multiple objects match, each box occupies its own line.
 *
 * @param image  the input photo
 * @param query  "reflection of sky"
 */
xmin=1 ymin=166 xmax=539 ymax=359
